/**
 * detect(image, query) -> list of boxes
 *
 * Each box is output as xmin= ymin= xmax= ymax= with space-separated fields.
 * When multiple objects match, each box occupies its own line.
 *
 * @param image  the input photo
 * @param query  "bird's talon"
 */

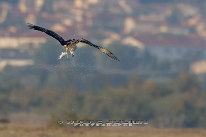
xmin=28 ymin=23 xmax=119 ymax=61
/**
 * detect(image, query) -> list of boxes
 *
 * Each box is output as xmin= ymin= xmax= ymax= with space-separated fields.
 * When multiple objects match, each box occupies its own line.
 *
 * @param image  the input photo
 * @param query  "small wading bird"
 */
xmin=27 ymin=23 xmax=119 ymax=61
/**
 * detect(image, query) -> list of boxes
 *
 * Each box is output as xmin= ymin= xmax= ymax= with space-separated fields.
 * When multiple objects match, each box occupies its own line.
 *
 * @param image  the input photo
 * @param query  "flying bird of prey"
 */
xmin=27 ymin=23 xmax=119 ymax=61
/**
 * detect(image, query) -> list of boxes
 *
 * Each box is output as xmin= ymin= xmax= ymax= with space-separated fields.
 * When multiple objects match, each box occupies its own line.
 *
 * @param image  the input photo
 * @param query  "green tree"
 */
xmin=97 ymin=42 xmax=139 ymax=70
xmin=166 ymin=7 xmax=183 ymax=25
xmin=34 ymin=40 xmax=62 ymax=65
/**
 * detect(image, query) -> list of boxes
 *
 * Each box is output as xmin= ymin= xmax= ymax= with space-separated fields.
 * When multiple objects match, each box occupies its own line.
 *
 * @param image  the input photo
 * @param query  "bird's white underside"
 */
xmin=59 ymin=44 xmax=78 ymax=59
xmin=28 ymin=23 xmax=119 ymax=61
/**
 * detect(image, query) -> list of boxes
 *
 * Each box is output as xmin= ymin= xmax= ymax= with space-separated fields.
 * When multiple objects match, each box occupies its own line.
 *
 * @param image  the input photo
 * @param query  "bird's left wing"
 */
xmin=27 ymin=23 xmax=66 ymax=45
xmin=79 ymin=38 xmax=119 ymax=61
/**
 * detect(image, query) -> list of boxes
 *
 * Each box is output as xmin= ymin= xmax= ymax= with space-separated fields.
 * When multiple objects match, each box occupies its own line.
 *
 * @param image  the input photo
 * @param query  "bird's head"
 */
xmin=65 ymin=39 xmax=76 ymax=44
xmin=65 ymin=39 xmax=72 ymax=44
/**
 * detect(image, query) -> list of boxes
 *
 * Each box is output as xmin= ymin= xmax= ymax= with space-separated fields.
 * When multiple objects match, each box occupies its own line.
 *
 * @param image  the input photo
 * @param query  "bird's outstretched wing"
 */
xmin=27 ymin=23 xmax=66 ymax=45
xmin=80 ymin=38 xmax=119 ymax=61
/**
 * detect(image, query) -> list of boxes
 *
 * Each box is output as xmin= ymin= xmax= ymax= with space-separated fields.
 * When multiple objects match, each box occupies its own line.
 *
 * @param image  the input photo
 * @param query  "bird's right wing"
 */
xmin=27 ymin=23 xmax=66 ymax=45
xmin=80 ymin=38 xmax=120 ymax=61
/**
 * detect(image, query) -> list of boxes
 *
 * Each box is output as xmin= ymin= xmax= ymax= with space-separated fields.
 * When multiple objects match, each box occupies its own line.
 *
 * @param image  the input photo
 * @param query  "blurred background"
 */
xmin=0 ymin=0 xmax=206 ymax=130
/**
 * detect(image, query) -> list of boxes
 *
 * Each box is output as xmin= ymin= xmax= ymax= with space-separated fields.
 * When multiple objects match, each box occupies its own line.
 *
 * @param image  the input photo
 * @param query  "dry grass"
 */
xmin=0 ymin=124 xmax=205 ymax=137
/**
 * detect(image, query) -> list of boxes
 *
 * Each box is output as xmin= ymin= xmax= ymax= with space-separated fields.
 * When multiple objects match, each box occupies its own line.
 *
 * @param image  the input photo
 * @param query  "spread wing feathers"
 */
xmin=27 ymin=23 xmax=66 ymax=45
xmin=80 ymin=39 xmax=119 ymax=61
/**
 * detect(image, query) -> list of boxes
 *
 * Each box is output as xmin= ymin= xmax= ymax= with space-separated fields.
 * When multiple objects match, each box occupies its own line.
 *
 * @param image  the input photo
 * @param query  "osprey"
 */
xmin=27 ymin=23 xmax=119 ymax=61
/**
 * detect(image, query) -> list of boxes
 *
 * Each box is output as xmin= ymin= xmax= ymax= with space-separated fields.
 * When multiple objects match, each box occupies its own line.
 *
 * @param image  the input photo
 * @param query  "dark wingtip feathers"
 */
xmin=110 ymin=55 xmax=120 ymax=61
xmin=27 ymin=23 xmax=34 ymax=29
xmin=98 ymin=47 xmax=120 ymax=61
xmin=80 ymin=38 xmax=120 ymax=61
xmin=114 ymin=56 xmax=120 ymax=61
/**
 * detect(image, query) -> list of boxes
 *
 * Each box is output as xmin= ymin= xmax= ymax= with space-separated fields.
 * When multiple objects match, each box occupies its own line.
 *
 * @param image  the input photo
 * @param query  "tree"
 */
xmin=166 ymin=7 xmax=183 ymax=25
xmin=97 ymin=42 xmax=139 ymax=70
xmin=74 ymin=46 xmax=96 ymax=67
xmin=34 ymin=40 xmax=62 ymax=65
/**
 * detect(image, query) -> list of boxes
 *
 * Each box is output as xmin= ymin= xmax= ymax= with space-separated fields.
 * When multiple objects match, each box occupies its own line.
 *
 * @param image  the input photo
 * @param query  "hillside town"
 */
xmin=1 ymin=1 xmax=206 ymax=129
xmin=1 ymin=0 xmax=206 ymax=74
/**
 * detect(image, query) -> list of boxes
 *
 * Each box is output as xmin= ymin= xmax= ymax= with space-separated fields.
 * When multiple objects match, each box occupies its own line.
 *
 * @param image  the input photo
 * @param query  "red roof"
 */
xmin=137 ymin=34 xmax=206 ymax=47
